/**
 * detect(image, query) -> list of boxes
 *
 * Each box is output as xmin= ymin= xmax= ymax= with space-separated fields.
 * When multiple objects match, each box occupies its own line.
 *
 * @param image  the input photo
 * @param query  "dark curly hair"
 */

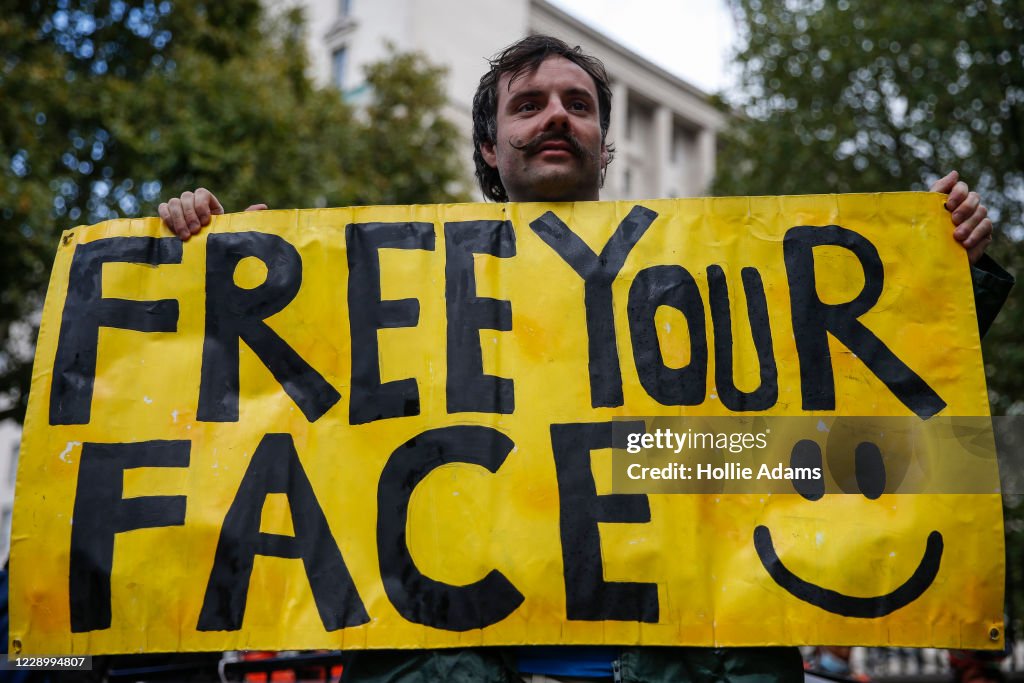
xmin=472 ymin=35 xmax=615 ymax=202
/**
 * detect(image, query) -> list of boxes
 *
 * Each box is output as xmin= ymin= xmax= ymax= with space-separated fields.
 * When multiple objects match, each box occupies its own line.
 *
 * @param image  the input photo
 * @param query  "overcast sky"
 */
xmin=546 ymin=0 xmax=738 ymax=94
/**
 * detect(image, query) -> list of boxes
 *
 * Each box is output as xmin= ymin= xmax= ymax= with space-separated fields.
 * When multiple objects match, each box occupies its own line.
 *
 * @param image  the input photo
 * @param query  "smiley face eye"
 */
xmin=790 ymin=439 xmax=825 ymax=501
xmin=789 ymin=438 xmax=888 ymax=499
xmin=855 ymin=441 xmax=886 ymax=499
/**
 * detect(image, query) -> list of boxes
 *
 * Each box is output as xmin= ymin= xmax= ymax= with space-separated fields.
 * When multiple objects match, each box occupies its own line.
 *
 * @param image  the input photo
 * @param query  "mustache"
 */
xmin=508 ymin=130 xmax=592 ymax=159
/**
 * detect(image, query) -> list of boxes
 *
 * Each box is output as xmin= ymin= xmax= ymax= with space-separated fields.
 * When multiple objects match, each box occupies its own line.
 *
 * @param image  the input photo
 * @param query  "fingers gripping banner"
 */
xmin=10 ymin=194 xmax=1003 ymax=655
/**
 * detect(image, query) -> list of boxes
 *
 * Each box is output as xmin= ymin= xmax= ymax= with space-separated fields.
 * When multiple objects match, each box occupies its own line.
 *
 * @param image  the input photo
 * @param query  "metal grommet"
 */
xmin=990 ymin=627 xmax=1001 ymax=640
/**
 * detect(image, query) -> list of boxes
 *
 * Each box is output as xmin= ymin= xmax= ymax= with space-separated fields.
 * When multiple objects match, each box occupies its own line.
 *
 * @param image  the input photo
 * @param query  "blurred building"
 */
xmin=289 ymin=0 xmax=725 ymax=200
xmin=0 ymin=422 xmax=19 ymax=564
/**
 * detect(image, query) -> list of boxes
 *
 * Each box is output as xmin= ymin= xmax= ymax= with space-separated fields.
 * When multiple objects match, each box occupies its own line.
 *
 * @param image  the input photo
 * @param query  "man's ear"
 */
xmin=481 ymin=141 xmax=498 ymax=169
xmin=598 ymin=144 xmax=610 ymax=187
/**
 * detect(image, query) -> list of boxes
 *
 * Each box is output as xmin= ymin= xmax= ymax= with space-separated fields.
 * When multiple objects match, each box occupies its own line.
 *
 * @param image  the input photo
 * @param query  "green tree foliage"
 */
xmin=0 ymin=0 xmax=468 ymax=423
xmin=714 ymin=0 xmax=1023 ymax=413
xmin=348 ymin=47 xmax=468 ymax=205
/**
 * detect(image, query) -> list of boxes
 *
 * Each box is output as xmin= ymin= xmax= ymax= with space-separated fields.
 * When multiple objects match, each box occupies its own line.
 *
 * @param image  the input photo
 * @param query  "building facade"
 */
xmin=0 ymin=421 xmax=19 ymax=565
xmin=290 ymin=0 xmax=725 ymax=200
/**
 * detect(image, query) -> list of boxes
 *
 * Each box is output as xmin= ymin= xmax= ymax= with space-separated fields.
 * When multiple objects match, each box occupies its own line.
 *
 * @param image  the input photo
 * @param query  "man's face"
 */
xmin=481 ymin=56 xmax=607 ymax=202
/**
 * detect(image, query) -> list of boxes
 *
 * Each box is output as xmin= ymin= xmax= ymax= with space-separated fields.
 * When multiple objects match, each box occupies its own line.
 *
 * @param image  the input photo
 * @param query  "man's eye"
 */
xmin=518 ymin=102 xmax=538 ymax=112
xmin=570 ymin=101 xmax=589 ymax=111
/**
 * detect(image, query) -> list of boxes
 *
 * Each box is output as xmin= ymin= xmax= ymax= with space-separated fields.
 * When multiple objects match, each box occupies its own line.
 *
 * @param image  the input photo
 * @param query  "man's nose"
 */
xmin=541 ymin=99 xmax=570 ymax=130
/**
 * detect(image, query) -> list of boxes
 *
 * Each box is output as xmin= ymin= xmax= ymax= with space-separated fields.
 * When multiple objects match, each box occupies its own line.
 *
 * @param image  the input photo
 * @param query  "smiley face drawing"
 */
xmin=753 ymin=438 xmax=944 ymax=618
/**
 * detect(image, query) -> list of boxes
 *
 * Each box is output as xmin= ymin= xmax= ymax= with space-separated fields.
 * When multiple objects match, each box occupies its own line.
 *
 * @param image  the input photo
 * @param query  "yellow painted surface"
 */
xmin=10 ymin=195 xmax=1003 ymax=654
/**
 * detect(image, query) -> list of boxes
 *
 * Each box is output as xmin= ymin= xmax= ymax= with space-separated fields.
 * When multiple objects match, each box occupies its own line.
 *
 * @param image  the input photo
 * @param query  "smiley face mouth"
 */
xmin=753 ymin=525 xmax=944 ymax=617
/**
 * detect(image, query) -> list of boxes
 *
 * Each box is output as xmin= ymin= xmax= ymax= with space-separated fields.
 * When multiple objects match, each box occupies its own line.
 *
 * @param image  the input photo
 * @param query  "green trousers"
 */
xmin=340 ymin=646 xmax=804 ymax=683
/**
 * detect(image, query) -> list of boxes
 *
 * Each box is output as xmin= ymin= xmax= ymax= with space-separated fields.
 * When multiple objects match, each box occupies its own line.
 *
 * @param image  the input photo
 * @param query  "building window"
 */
xmin=5 ymin=448 xmax=16 ymax=487
xmin=0 ymin=508 xmax=10 ymax=555
xmin=332 ymin=47 xmax=347 ymax=90
xmin=672 ymin=124 xmax=691 ymax=164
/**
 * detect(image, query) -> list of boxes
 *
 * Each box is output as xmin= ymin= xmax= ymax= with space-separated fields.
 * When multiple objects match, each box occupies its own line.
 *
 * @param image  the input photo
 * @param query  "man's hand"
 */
xmin=158 ymin=187 xmax=268 ymax=241
xmin=930 ymin=170 xmax=993 ymax=265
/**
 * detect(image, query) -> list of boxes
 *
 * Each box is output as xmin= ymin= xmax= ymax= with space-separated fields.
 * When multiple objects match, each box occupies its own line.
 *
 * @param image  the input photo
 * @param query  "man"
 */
xmin=160 ymin=34 xmax=1011 ymax=683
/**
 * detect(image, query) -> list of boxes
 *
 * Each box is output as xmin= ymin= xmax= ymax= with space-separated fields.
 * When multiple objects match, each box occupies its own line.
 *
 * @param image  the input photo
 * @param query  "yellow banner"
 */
xmin=11 ymin=194 xmax=1003 ymax=655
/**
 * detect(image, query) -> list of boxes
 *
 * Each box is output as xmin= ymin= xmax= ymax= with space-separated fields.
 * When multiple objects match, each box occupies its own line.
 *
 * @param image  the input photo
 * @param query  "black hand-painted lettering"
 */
xmin=445 ymin=220 xmax=516 ymax=414
xmin=627 ymin=265 xmax=707 ymax=406
xmin=70 ymin=440 xmax=189 ymax=632
xmin=783 ymin=225 xmax=945 ymax=418
xmin=529 ymin=206 xmax=658 ymax=408
xmin=197 ymin=433 xmax=368 ymax=631
xmin=707 ymin=265 xmax=778 ymax=411
xmin=550 ymin=421 xmax=659 ymax=622
xmin=347 ymin=222 xmax=434 ymax=424
xmin=198 ymin=233 xmax=340 ymax=423
xmin=377 ymin=426 xmax=524 ymax=631
xmin=51 ymin=237 xmax=181 ymax=425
